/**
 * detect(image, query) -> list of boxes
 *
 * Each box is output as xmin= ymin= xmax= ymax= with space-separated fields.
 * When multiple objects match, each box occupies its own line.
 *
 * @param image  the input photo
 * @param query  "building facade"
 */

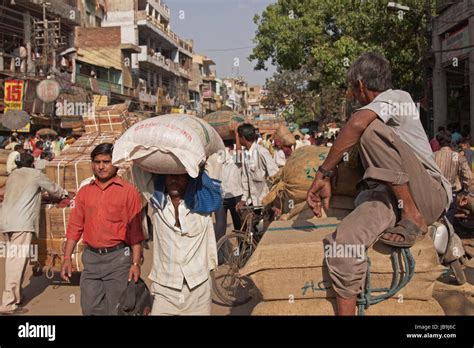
xmin=101 ymin=0 xmax=193 ymax=112
xmin=432 ymin=0 xmax=474 ymax=140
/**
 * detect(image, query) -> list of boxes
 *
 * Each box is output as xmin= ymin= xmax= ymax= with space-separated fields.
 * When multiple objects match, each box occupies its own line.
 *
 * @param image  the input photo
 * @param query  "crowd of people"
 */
xmin=256 ymin=127 xmax=339 ymax=169
xmin=1 ymin=132 xmax=77 ymax=173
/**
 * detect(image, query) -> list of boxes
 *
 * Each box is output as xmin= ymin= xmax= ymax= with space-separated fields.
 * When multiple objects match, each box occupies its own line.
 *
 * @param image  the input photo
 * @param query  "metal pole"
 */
xmin=42 ymin=1 xmax=49 ymax=74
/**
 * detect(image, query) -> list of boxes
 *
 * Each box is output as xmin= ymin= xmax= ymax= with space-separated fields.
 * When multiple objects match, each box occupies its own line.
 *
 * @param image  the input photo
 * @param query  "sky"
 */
xmin=167 ymin=0 xmax=277 ymax=86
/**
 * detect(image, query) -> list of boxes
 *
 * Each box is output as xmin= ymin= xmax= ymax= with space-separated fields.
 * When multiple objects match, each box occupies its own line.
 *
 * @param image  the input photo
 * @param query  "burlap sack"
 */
xmin=262 ymin=146 xmax=329 ymax=207
xmin=254 ymin=119 xmax=286 ymax=134
xmin=275 ymin=124 xmax=296 ymax=147
xmin=251 ymin=298 xmax=445 ymax=315
xmin=240 ymin=217 xmax=444 ymax=301
xmin=279 ymin=195 xmax=355 ymax=221
xmin=332 ymin=145 xmax=364 ymax=197
xmin=203 ymin=111 xmax=245 ymax=140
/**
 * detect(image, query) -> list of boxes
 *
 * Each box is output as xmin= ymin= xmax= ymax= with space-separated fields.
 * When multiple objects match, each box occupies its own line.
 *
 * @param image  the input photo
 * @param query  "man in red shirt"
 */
xmin=60 ymin=143 xmax=144 ymax=315
xmin=32 ymin=140 xmax=43 ymax=159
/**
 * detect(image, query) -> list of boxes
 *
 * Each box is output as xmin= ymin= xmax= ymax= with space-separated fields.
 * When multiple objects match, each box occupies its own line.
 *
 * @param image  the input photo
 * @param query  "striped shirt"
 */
xmin=434 ymin=147 xmax=473 ymax=193
xmin=148 ymin=195 xmax=218 ymax=290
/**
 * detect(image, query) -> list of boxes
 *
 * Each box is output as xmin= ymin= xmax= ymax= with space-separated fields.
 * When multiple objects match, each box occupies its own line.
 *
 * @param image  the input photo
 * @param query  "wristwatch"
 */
xmin=317 ymin=165 xmax=334 ymax=179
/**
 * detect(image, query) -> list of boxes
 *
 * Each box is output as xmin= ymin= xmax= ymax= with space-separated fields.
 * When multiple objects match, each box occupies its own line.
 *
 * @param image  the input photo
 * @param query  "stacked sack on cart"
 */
xmin=240 ymin=216 xmax=446 ymax=315
xmin=244 ymin=146 xmax=446 ymax=315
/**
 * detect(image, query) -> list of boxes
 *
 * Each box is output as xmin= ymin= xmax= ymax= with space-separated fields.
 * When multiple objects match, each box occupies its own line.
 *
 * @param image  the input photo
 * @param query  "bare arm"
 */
xmin=307 ymin=109 xmax=378 ymax=217
xmin=37 ymin=171 xmax=67 ymax=199
xmin=320 ymin=109 xmax=378 ymax=172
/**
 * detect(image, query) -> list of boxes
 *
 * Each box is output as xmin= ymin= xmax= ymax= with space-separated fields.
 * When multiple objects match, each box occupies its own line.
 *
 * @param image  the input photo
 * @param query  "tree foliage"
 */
xmin=250 ymin=0 xmax=431 ymax=122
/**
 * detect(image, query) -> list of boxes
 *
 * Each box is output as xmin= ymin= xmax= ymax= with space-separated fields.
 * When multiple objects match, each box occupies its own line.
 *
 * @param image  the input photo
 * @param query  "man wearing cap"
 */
xmin=61 ymin=143 xmax=144 ymax=315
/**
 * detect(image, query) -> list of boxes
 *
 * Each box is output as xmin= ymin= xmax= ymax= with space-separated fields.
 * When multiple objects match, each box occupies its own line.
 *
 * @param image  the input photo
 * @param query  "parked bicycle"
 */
xmin=211 ymin=205 xmax=271 ymax=306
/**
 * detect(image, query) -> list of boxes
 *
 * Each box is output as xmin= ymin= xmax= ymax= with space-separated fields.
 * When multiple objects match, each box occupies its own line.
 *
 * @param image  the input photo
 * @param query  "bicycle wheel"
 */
xmin=211 ymin=232 xmax=258 ymax=306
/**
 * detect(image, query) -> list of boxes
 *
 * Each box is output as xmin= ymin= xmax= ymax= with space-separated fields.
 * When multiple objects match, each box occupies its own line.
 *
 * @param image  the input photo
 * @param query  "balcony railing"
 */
xmin=76 ymin=74 xmax=135 ymax=97
xmin=179 ymin=67 xmax=191 ymax=79
xmin=148 ymin=0 xmax=170 ymax=21
xmin=136 ymin=10 xmax=193 ymax=53
xmin=137 ymin=46 xmax=181 ymax=76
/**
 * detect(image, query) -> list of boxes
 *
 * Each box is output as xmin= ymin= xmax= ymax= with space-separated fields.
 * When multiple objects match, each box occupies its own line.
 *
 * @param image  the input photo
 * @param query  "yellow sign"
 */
xmin=5 ymin=80 xmax=24 ymax=110
xmin=4 ymin=80 xmax=29 ymax=132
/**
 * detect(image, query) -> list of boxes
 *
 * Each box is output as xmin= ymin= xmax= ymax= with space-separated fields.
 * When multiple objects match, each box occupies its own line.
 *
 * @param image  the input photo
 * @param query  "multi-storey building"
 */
xmin=102 ymin=0 xmax=193 ymax=112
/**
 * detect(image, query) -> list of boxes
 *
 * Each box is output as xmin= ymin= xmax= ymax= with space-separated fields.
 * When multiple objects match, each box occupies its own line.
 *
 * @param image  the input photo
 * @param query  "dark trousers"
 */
xmin=215 ymin=195 xmax=243 ymax=242
xmin=80 ymin=247 xmax=131 ymax=315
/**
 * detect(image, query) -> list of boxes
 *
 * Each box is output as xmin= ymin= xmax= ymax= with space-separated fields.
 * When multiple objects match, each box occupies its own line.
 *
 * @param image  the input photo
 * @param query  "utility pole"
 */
xmin=32 ymin=1 xmax=66 ymax=77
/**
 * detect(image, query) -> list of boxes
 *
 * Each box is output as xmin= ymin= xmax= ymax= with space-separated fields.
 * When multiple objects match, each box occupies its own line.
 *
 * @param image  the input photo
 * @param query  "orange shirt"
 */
xmin=66 ymin=176 xmax=144 ymax=248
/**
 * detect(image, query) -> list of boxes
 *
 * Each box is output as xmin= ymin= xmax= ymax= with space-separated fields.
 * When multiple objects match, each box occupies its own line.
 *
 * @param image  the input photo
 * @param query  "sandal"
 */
xmin=0 ymin=307 xmax=29 ymax=315
xmin=380 ymin=219 xmax=423 ymax=248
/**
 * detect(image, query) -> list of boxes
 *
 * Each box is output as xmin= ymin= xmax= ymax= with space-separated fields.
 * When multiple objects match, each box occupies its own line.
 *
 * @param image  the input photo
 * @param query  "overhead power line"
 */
xmin=204 ymin=45 xmax=255 ymax=52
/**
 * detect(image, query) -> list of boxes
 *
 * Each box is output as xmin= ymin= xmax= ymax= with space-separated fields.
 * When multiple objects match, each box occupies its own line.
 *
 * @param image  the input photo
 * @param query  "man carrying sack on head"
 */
xmin=61 ymin=143 xmax=144 ymax=315
xmin=130 ymin=163 xmax=221 ymax=316
xmin=307 ymin=52 xmax=452 ymax=316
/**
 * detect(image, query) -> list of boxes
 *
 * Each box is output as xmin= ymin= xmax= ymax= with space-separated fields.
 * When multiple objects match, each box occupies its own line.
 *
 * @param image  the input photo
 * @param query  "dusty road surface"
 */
xmin=0 ymin=221 xmax=472 ymax=315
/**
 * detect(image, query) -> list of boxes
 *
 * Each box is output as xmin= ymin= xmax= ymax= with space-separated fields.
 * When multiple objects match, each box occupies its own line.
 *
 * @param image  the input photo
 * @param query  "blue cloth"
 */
xmin=150 ymin=172 xmax=222 ymax=214
xmin=451 ymin=132 xmax=462 ymax=146
xmin=463 ymin=149 xmax=473 ymax=169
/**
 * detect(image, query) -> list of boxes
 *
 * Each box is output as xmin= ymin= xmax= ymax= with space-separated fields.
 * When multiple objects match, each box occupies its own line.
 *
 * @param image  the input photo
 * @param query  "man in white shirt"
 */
xmin=6 ymin=145 xmax=25 ymax=174
xmin=215 ymin=142 xmax=243 ymax=242
xmin=237 ymin=124 xmax=279 ymax=209
xmin=4 ymin=135 xmax=19 ymax=151
xmin=132 ymin=168 xmax=217 ymax=315
xmin=273 ymin=139 xmax=286 ymax=168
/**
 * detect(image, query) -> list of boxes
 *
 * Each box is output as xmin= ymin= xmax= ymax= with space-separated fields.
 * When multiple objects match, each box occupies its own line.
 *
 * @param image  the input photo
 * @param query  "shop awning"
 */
xmin=76 ymin=47 xmax=124 ymax=71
